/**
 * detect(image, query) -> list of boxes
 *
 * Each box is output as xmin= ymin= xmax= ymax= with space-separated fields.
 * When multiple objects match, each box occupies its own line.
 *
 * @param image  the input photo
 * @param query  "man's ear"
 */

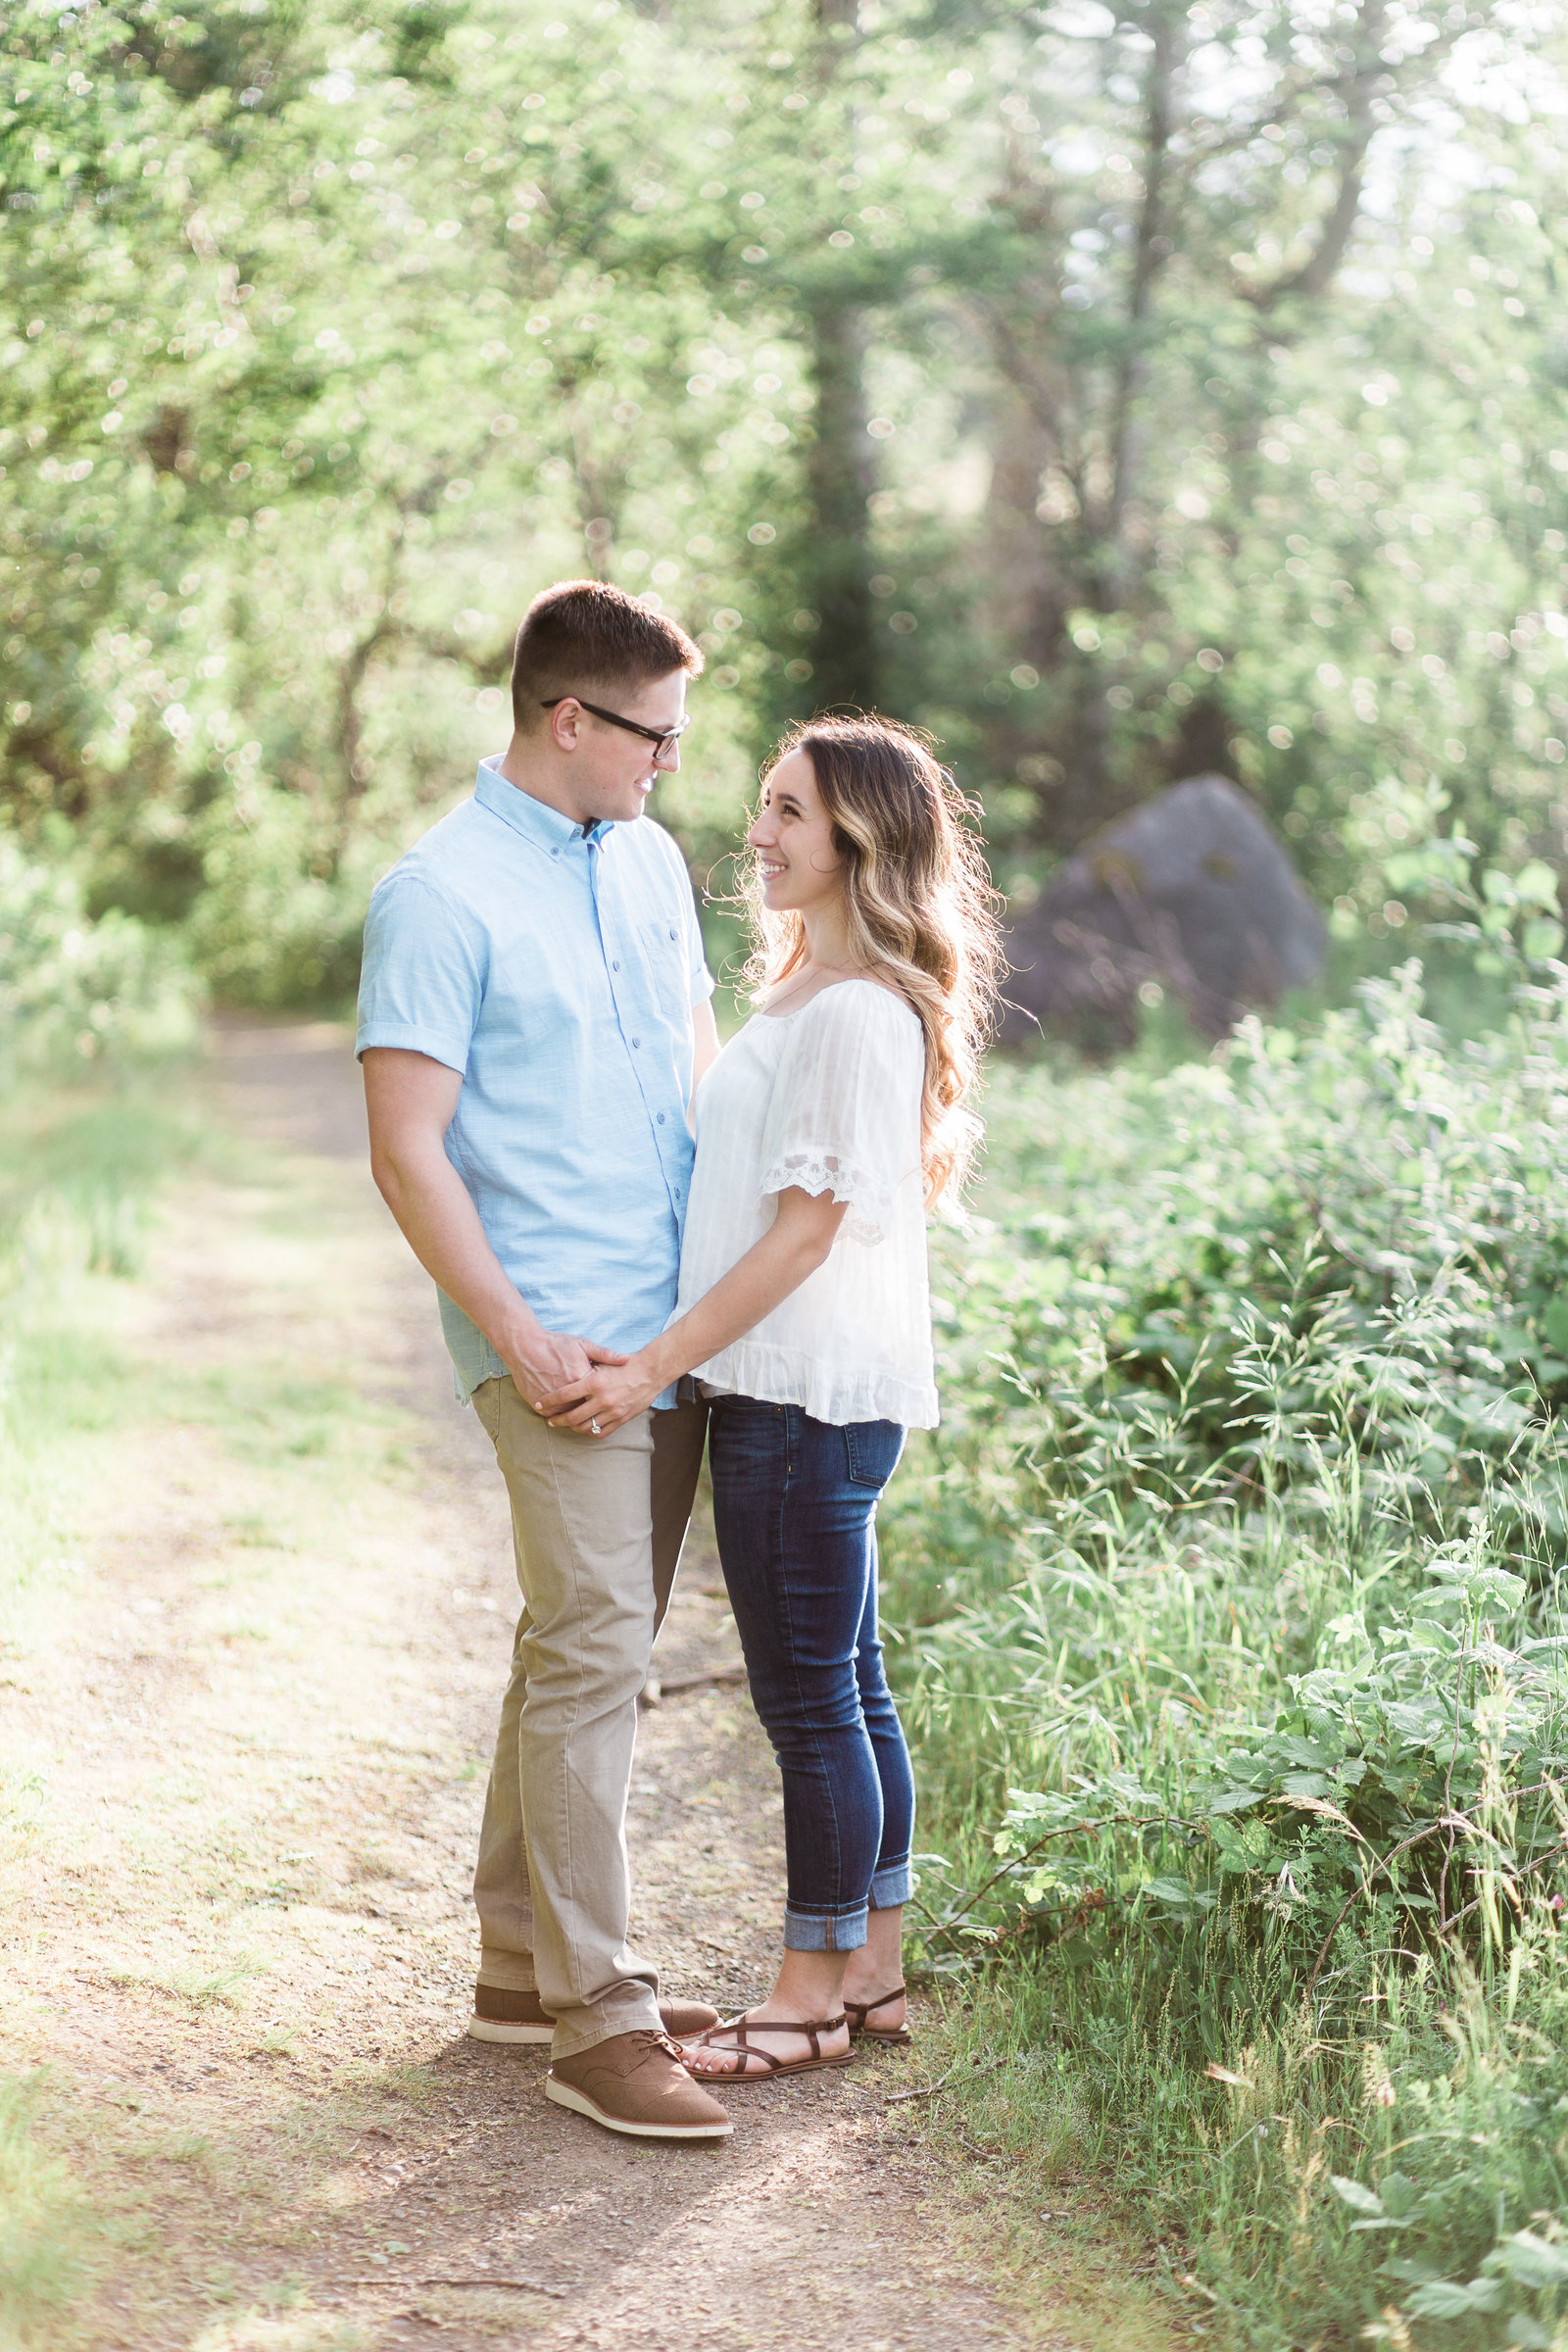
xmin=548 ymin=699 xmax=583 ymax=753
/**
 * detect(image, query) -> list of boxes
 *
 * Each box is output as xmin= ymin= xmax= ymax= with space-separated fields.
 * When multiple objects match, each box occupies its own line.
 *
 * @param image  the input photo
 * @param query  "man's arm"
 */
xmin=363 ymin=1048 xmax=622 ymax=1405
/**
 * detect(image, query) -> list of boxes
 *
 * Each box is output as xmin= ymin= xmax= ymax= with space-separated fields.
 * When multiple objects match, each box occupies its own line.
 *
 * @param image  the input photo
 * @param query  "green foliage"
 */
xmin=4 ymin=0 xmax=1568 ymax=998
xmin=900 ymin=960 xmax=1568 ymax=1590
xmin=882 ymin=965 xmax=1568 ymax=2343
xmin=0 ymin=823 xmax=199 ymax=1072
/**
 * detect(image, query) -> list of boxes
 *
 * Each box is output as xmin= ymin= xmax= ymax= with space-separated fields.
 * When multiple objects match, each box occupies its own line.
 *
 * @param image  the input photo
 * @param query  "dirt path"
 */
xmin=1 ymin=1023 xmax=1177 ymax=2352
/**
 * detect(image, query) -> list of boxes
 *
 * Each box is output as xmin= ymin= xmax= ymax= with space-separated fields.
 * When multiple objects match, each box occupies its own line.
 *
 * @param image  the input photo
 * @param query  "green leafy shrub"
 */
xmin=181 ymin=787 xmax=368 ymax=1008
xmin=0 ymin=828 xmax=199 ymax=1074
xmin=883 ymin=964 xmax=1568 ymax=2344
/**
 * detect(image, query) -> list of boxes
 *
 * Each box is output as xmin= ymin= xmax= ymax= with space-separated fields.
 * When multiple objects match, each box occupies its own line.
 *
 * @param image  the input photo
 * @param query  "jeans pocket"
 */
xmin=844 ymin=1419 xmax=906 ymax=1489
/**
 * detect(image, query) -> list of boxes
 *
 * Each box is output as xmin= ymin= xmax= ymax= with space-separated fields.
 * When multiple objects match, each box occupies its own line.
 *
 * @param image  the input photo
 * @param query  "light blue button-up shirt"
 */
xmin=356 ymin=759 xmax=713 ymax=1403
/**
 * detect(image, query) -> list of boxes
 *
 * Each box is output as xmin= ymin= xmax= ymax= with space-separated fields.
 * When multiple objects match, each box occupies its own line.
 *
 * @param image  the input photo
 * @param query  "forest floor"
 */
xmin=0 ymin=1020 xmax=1182 ymax=2352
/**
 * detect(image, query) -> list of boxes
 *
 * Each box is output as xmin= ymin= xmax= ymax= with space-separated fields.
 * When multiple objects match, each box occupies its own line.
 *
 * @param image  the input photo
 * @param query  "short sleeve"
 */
xmin=356 ymin=869 xmax=487 ymax=1074
xmin=758 ymin=984 xmax=924 ymax=1246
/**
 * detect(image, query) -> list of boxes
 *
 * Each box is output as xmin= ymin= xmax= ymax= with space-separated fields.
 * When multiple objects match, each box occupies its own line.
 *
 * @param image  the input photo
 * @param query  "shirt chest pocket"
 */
xmin=632 ymin=917 xmax=693 ymax=1020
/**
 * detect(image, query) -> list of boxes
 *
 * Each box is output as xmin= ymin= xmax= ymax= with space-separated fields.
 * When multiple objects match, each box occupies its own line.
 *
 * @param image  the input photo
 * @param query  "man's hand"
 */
xmin=535 ymin=1348 xmax=663 ymax=1437
xmin=507 ymin=1334 xmax=628 ymax=1414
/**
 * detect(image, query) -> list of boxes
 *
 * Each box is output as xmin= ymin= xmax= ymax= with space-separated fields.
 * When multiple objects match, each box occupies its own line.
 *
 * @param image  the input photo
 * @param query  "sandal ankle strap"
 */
xmin=845 ymin=1984 xmax=906 ymax=2022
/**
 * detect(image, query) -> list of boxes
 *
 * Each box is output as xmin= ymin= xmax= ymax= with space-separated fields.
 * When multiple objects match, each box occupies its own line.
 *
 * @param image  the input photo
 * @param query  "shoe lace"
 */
xmin=629 ymin=2030 xmax=687 ymax=2065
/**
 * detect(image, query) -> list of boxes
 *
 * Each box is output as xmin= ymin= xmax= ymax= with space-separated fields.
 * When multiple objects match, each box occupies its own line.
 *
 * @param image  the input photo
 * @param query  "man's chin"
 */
xmin=582 ymin=796 xmax=648 ymax=826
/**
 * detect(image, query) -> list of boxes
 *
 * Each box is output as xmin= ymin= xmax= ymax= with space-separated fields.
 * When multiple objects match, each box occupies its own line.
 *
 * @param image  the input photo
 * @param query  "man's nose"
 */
xmin=656 ymin=739 xmax=681 ymax=772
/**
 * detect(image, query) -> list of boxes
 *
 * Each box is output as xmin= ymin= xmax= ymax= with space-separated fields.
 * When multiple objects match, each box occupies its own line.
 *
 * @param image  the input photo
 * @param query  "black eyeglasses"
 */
xmin=540 ymin=696 xmax=692 ymax=760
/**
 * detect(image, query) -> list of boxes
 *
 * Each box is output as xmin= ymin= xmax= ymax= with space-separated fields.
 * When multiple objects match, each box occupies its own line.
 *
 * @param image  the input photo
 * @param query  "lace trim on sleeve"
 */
xmin=760 ymin=1148 xmax=893 ymax=1247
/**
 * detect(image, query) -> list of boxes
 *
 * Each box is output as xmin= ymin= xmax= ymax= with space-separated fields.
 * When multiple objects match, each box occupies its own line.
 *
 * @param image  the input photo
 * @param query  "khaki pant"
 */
xmin=468 ymin=1377 xmax=708 ymax=2057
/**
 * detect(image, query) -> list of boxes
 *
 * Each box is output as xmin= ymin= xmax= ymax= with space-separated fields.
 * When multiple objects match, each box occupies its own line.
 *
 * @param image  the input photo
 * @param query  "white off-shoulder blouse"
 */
xmin=672 ymin=978 xmax=939 ymax=1429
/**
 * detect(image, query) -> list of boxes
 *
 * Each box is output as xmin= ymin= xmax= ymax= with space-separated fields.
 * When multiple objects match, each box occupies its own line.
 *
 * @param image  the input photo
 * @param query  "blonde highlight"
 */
xmin=744 ymin=714 xmax=1004 ymax=1206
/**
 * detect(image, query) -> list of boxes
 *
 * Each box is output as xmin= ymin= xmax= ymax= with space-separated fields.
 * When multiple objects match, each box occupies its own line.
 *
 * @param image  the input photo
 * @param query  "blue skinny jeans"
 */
xmin=707 ymin=1396 xmax=915 ymax=1953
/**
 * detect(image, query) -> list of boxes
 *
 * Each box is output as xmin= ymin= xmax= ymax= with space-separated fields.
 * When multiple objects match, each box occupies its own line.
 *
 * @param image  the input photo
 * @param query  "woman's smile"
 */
xmin=746 ymin=748 xmax=844 ymax=912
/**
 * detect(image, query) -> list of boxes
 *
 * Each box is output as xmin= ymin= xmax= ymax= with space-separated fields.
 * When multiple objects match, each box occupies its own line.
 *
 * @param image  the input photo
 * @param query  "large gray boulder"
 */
xmin=1000 ymin=775 xmax=1326 ymax=1050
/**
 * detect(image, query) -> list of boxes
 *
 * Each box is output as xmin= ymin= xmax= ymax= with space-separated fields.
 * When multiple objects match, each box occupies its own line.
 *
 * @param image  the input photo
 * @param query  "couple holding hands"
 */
xmin=358 ymin=579 xmax=998 ymax=2141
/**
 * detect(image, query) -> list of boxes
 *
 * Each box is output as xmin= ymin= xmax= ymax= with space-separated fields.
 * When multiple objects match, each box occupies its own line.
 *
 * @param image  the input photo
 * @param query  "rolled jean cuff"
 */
xmin=783 ymin=1903 xmax=868 ymax=1953
xmin=870 ymin=1856 xmax=914 ymax=1909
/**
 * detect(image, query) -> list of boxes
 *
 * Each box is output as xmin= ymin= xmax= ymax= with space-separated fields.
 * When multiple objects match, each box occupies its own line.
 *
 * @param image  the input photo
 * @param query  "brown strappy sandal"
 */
xmin=843 ymin=1984 xmax=912 ymax=2047
xmin=682 ymin=2013 xmax=854 ymax=2082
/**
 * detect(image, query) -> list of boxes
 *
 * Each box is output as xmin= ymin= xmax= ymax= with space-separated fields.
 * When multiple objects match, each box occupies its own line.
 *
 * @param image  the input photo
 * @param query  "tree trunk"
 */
xmin=797 ymin=0 xmax=876 ymax=713
xmin=803 ymin=297 xmax=877 ymax=710
xmin=981 ymin=391 xmax=1067 ymax=667
xmin=1058 ymin=8 xmax=1179 ymax=840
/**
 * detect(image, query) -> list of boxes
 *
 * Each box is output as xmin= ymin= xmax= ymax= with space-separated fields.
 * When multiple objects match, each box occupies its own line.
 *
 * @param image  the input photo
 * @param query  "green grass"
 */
xmin=883 ymin=965 xmax=1568 ymax=2348
xmin=0 ymin=2075 xmax=102 ymax=2352
xmin=166 ymin=1958 xmax=273 ymax=2013
xmin=0 ymin=1071 xmax=214 ymax=1620
xmin=0 ymin=1075 xmax=206 ymax=1274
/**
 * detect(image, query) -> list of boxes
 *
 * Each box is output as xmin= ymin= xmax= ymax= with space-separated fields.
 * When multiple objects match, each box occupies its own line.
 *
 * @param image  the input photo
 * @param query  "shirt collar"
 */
xmin=473 ymin=759 xmax=614 ymax=857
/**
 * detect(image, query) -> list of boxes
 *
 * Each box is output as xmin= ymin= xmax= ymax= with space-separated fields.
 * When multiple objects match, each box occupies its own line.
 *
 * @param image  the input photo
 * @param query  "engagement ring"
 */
xmin=590 ymin=1418 xmax=602 ymax=1435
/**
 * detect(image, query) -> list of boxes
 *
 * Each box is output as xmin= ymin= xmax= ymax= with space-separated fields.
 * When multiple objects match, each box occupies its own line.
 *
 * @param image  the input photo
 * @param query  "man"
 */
xmin=357 ymin=579 xmax=732 ymax=2141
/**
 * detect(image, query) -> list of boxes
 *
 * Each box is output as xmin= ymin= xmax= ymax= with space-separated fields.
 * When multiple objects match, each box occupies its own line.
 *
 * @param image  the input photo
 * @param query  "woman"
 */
xmin=548 ymin=713 xmax=999 ymax=2078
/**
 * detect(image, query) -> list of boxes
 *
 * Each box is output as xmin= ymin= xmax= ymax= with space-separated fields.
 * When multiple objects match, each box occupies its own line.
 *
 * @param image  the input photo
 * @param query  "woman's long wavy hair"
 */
xmin=745 ymin=714 xmax=1004 ymax=1207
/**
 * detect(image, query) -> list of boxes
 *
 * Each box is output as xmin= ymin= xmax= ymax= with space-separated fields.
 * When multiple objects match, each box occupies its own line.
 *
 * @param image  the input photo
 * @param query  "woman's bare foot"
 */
xmin=841 ymin=1902 xmax=906 ymax=2035
xmin=683 ymin=1947 xmax=851 ymax=2077
xmin=683 ymin=1997 xmax=852 ymax=2078
xmin=839 ymin=1979 xmax=907 ymax=2035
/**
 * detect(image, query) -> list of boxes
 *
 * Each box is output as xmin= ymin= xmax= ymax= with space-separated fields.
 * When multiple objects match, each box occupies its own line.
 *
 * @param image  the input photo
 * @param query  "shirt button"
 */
xmin=612 ymin=959 xmax=620 ymax=971
xmin=657 ymin=1112 xmax=665 ymax=1125
xmin=668 ymin=928 xmax=677 ymax=941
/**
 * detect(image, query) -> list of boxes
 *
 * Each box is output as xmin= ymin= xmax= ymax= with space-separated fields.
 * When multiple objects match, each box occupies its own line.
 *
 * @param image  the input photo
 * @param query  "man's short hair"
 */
xmin=510 ymin=580 xmax=703 ymax=730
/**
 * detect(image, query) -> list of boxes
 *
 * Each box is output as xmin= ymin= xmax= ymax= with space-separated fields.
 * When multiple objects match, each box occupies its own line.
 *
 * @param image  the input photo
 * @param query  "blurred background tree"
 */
xmin=3 ymin=0 xmax=1565 ymax=1002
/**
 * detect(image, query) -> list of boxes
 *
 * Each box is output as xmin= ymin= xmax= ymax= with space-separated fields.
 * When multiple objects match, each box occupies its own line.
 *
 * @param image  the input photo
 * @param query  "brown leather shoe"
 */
xmin=468 ymin=1984 xmax=721 ymax=2046
xmin=546 ymin=2029 xmax=733 ymax=2139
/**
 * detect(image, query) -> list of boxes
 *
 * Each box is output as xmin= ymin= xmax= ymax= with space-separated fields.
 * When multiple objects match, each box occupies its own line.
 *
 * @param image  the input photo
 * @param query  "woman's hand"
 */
xmin=535 ymin=1349 xmax=665 ymax=1437
xmin=533 ymin=1188 xmax=847 ymax=1439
